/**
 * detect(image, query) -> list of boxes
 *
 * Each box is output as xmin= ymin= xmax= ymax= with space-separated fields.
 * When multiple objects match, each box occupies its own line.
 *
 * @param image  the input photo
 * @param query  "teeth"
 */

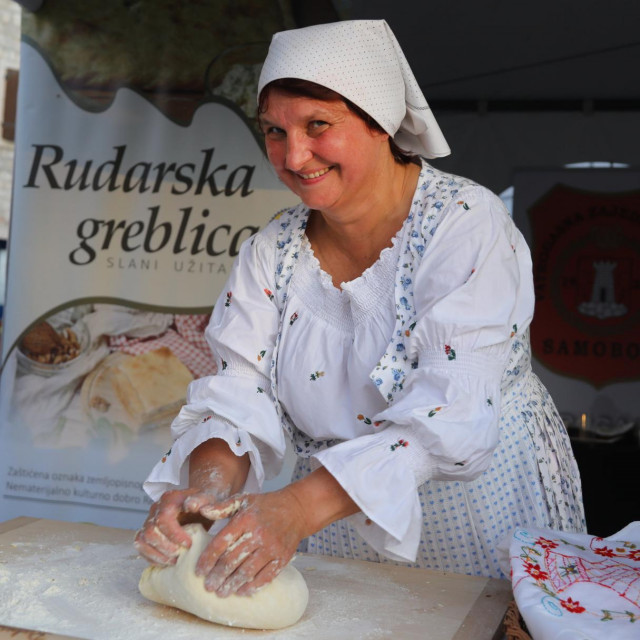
xmin=300 ymin=167 xmax=330 ymax=179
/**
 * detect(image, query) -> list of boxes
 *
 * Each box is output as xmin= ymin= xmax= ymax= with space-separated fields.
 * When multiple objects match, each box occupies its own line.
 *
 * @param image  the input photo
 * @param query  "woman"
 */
xmin=134 ymin=20 xmax=586 ymax=598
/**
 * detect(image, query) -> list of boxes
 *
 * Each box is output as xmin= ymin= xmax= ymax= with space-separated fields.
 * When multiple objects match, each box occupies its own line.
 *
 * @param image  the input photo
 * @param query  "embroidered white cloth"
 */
xmin=257 ymin=19 xmax=451 ymax=159
xmin=509 ymin=522 xmax=640 ymax=640
xmin=143 ymin=161 xmax=585 ymax=576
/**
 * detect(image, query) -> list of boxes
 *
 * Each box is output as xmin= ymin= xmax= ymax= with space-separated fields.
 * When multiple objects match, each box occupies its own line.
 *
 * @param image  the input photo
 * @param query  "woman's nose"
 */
xmin=285 ymin=133 xmax=312 ymax=171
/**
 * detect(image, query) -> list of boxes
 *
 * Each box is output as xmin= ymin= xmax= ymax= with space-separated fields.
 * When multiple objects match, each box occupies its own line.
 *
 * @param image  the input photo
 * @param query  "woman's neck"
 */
xmin=306 ymin=161 xmax=420 ymax=287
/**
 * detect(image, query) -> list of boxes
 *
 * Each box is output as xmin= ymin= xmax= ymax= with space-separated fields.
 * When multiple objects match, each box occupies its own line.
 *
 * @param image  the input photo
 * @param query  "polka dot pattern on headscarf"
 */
xmin=258 ymin=20 xmax=451 ymax=159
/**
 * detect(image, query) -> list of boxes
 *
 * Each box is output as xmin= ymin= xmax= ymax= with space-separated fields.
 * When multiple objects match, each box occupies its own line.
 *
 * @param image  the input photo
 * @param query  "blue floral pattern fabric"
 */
xmin=371 ymin=167 xmax=476 ymax=403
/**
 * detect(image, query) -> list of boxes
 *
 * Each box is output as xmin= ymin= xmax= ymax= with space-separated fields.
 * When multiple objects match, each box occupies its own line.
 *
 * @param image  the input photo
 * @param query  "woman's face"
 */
xmin=259 ymin=88 xmax=390 ymax=217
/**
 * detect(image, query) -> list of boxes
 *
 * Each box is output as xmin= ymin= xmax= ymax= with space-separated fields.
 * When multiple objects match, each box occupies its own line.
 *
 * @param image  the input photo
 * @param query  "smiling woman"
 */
xmin=134 ymin=20 xmax=586 ymax=614
xmin=258 ymin=87 xmax=416 ymax=283
xmin=256 ymin=80 xmax=425 ymax=286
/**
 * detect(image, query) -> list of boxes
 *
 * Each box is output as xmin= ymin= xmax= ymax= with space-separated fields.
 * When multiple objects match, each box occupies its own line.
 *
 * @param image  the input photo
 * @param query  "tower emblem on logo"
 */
xmin=527 ymin=184 xmax=639 ymax=387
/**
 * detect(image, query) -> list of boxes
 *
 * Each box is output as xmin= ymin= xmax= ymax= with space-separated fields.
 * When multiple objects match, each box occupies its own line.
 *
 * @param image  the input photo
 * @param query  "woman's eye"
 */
xmin=309 ymin=120 xmax=329 ymax=133
xmin=263 ymin=126 xmax=285 ymax=137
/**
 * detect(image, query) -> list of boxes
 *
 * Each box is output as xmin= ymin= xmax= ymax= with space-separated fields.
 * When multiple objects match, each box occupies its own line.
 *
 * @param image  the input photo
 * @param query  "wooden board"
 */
xmin=0 ymin=518 xmax=511 ymax=640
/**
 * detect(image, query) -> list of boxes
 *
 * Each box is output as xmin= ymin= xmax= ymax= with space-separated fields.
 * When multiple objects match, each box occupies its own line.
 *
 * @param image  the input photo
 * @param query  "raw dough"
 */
xmin=138 ymin=523 xmax=309 ymax=630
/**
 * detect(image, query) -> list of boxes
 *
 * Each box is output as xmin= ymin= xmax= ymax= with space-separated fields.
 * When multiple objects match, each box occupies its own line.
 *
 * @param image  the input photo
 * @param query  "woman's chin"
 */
xmin=295 ymin=191 xmax=331 ymax=211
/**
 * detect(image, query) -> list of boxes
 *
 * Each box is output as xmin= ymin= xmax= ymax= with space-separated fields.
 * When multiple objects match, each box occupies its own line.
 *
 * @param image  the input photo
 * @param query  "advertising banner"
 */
xmin=513 ymin=168 xmax=639 ymax=439
xmin=0 ymin=2 xmax=298 ymax=528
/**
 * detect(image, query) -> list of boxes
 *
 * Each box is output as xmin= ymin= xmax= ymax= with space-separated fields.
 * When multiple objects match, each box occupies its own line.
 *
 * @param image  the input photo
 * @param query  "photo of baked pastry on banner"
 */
xmin=13 ymin=304 xmax=215 ymax=456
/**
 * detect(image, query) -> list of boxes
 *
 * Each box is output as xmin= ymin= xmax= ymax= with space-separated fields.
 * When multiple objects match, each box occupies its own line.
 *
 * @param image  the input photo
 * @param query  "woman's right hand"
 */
xmin=133 ymin=488 xmax=205 ymax=565
xmin=134 ymin=437 xmax=251 ymax=565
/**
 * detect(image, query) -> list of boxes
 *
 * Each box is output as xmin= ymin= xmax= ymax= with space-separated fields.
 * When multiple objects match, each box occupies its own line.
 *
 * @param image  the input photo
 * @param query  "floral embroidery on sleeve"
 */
xmin=444 ymin=344 xmax=456 ymax=360
xmin=428 ymin=407 xmax=442 ymax=417
xmin=310 ymin=371 xmax=325 ymax=381
xmin=390 ymin=439 xmax=409 ymax=451
xmin=457 ymin=200 xmax=471 ymax=210
xmin=357 ymin=414 xmax=384 ymax=427
xmin=289 ymin=312 xmax=299 ymax=325
xmin=257 ymin=350 xmax=267 ymax=362
xmin=264 ymin=288 xmax=274 ymax=302
xmin=224 ymin=291 xmax=232 ymax=307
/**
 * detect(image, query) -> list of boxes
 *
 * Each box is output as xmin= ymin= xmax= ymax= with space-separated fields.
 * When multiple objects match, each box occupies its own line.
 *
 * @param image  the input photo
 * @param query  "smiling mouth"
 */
xmin=298 ymin=166 xmax=332 ymax=180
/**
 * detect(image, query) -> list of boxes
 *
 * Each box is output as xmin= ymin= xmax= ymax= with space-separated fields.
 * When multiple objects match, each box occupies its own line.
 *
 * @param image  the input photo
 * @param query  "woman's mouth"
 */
xmin=298 ymin=166 xmax=332 ymax=180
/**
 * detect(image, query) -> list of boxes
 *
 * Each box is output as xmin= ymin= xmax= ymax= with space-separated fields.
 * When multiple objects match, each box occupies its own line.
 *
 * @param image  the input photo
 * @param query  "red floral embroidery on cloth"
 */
xmin=544 ymin=549 xmax=640 ymax=607
xmin=561 ymin=597 xmax=585 ymax=613
xmin=512 ymin=528 xmax=640 ymax=627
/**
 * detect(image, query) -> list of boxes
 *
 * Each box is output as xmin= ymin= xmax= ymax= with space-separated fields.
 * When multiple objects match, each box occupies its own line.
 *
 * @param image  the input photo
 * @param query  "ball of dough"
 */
xmin=138 ymin=523 xmax=309 ymax=630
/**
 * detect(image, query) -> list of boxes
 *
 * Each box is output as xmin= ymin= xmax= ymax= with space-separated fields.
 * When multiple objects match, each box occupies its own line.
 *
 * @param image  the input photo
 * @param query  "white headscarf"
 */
xmin=257 ymin=20 xmax=451 ymax=159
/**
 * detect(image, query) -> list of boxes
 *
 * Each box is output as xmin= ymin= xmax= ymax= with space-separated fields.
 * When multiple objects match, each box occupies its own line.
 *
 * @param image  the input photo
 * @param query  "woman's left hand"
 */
xmin=193 ymin=487 xmax=307 ymax=597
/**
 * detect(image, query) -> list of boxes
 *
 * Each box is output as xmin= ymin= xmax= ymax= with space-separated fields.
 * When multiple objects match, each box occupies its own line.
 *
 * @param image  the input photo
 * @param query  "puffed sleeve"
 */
xmin=313 ymin=186 xmax=534 ymax=562
xmin=143 ymin=226 xmax=287 ymax=501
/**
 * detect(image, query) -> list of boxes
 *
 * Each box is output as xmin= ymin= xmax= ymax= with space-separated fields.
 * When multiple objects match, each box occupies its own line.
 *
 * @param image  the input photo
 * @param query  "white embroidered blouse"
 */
xmin=144 ymin=162 xmax=539 ymax=563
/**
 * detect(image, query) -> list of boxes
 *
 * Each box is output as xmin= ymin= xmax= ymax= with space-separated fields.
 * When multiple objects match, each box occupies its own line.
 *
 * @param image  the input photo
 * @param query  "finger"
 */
xmin=133 ymin=535 xmax=178 ymax=566
xmin=201 ymin=532 xmax=259 ymax=591
xmin=182 ymin=487 xmax=232 ymax=513
xmin=196 ymin=529 xmax=255 ymax=582
xmin=235 ymin=559 xmax=283 ymax=597
xmin=153 ymin=513 xmax=192 ymax=550
xmin=183 ymin=495 xmax=206 ymax=513
xmin=135 ymin=522 xmax=184 ymax=559
xmin=217 ymin=552 xmax=287 ymax=598
xmin=153 ymin=494 xmax=196 ymax=548
xmin=134 ymin=507 xmax=180 ymax=564
xmin=213 ymin=549 xmax=264 ymax=597
xmin=183 ymin=493 xmax=226 ymax=515
xmin=198 ymin=494 xmax=248 ymax=521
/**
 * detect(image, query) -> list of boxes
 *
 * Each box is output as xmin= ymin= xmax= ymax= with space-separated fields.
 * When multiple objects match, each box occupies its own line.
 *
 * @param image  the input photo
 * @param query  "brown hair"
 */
xmin=258 ymin=78 xmax=421 ymax=166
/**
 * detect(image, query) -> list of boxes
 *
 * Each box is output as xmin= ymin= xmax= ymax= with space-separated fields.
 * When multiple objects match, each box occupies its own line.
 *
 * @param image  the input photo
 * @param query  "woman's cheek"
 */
xmin=265 ymin=143 xmax=279 ymax=167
